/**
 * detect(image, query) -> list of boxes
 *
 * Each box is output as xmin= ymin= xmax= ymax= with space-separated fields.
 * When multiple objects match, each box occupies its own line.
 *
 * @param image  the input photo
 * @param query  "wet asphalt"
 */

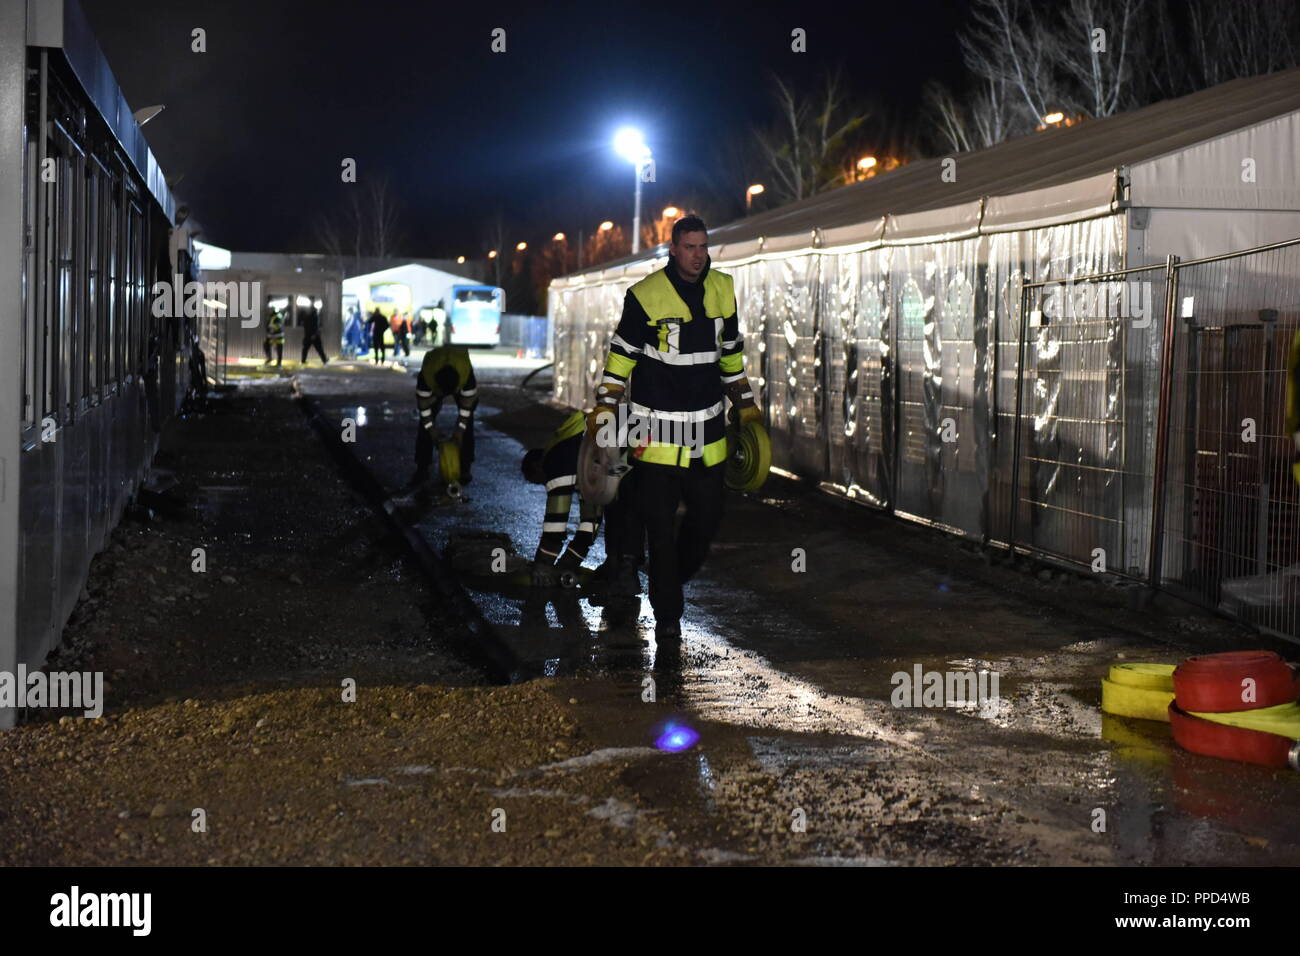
xmin=296 ymin=352 xmax=1300 ymax=866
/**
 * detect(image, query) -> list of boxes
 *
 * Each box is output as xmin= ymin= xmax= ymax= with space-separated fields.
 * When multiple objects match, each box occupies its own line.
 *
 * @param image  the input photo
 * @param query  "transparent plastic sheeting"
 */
xmin=551 ymin=215 xmax=1125 ymax=549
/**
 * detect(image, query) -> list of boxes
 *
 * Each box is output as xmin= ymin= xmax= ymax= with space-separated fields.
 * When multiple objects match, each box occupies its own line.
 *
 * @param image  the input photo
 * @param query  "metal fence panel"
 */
xmin=1159 ymin=241 xmax=1300 ymax=639
xmin=1012 ymin=263 xmax=1167 ymax=574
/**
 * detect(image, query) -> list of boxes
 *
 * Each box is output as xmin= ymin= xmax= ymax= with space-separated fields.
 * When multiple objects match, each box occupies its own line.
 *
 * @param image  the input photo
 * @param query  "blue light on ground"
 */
xmin=655 ymin=722 xmax=699 ymax=752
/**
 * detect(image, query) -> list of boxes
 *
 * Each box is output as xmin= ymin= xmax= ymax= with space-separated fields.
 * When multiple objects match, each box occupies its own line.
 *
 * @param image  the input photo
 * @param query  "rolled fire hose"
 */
xmin=1189 ymin=699 xmax=1300 ymax=737
xmin=439 ymin=439 xmax=461 ymax=489
xmin=1172 ymin=650 xmax=1295 ymax=713
xmin=1169 ymin=703 xmax=1300 ymax=770
xmin=724 ymin=420 xmax=772 ymax=493
xmin=576 ymin=431 xmax=629 ymax=507
xmin=1102 ymin=654 xmax=1300 ymax=769
xmin=1100 ymin=662 xmax=1176 ymax=723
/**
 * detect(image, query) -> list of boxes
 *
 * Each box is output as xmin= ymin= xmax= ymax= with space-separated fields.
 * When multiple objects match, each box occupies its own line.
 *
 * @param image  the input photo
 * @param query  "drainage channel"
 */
xmin=294 ymin=387 xmax=516 ymax=684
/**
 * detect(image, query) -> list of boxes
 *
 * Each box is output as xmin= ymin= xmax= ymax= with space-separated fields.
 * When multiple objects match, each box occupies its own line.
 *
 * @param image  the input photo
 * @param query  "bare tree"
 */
xmin=753 ymin=71 xmax=871 ymax=204
xmin=1057 ymin=0 xmax=1144 ymax=117
xmin=1186 ymin=0 xmax=1299 ymax=89
xmin=962 ymin=0 xmax=1066 ymax=128
xmin=314 ymin=175 xmax=406 ymax=276
xmin=928 ymin=0 xmax=1299 ymax=156
xmin=924 ymin=72 xmax=1019 ymax=153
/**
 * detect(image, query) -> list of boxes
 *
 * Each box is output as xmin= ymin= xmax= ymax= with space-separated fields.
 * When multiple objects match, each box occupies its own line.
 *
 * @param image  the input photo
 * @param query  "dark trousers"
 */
xmin=301 ymin=334 xmax=328 ymax=363
xmin=263 ymin=341 xmax=283 ymax=364
xmin=604 ymin=476 xmax=646 ymax=566
xmin=371 ymin=336 xmax=386 ymax=362
xmin=634 ymin=458 xmax=725 ymax=625
xmin=415 ymin=414 xmax=475 ymax=473
xmin=395 ymin=332 xmax=410 ymax=356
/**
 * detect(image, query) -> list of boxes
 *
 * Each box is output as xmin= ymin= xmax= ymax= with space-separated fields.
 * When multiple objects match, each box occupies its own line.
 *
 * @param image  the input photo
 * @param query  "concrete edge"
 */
xmin=293 ymin=389 xmax=516 ymax=685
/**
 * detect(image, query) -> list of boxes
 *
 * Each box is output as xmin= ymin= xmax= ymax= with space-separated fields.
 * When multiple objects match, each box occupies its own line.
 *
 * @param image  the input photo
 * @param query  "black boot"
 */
xmin=611 ymin=555 xmax=641 ymax=595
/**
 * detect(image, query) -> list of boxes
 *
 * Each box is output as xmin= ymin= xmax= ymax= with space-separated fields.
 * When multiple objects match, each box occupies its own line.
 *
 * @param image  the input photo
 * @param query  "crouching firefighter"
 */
xmin=587 ymin=215 xmax=761 ymax=640
xmin=413 ymin=345 xmax=478 ymax=486
xmin=522 ymin=411 xmax=642 ymax=592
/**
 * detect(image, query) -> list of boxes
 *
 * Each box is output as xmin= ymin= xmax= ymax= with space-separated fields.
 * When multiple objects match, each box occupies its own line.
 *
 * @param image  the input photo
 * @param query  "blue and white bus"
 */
xmin=448 ymin=285 xmax=505 ymax=347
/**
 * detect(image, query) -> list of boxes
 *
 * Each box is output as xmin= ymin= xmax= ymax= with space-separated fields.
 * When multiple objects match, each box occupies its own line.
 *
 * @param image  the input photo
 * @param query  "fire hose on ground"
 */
xmin=1101 ymin=651 xmax=1300 ymax=769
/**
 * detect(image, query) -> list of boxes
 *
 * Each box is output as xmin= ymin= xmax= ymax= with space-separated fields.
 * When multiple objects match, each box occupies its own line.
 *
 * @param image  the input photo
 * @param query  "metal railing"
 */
xmin=1154 ymin=239 xmax=1300 ymax=639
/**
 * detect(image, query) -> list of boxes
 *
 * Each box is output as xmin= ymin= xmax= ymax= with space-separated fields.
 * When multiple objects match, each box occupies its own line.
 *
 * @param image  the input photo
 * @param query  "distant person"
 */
xmin=263 ymin=302 xmax=285 ymax=367
xmin=431 ymin=300 xmax=448 ymax=346
xmin=300 ymin=303 xmax=329 ymax=365
xmin=391 ymin=311 xmax=411 ymax=358
xmin=367 ymin=307 xmax=388 ymax=363
xmin=412 ymin=311 xmax=428 ymax=347
xmin=342 ymin=305 xmax=363 ymax=358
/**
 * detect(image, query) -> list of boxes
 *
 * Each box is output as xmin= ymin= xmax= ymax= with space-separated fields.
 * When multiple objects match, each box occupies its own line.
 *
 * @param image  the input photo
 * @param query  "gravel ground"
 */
xmin=0 ymin=375 xmax=685 ymax=866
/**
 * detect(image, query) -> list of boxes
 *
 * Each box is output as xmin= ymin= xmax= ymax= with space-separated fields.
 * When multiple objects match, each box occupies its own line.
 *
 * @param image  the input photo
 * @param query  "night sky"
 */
xmin=81 ymin=0 xmax=969 ymax=257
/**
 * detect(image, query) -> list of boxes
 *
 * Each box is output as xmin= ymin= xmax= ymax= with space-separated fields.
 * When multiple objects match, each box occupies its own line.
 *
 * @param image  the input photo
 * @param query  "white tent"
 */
xmin=343 ymin=263 xmax=480 ymax=316
xmin=547 ymin=68 xmax=1300 ymax=579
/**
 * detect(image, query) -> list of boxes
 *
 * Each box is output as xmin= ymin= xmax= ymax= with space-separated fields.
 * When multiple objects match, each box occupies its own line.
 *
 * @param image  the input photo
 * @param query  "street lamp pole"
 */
xmin=614 ymin=128 xmax=651 ymax=256
xmin=632 ymin=161 xmax=644 ymax=254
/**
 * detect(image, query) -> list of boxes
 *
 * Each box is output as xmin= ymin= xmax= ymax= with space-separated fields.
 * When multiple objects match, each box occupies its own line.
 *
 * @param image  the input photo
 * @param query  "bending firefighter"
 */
xmin=587 ymin=215 xmax=761 ymax=640
xmin=522 ymin=411 xmax=642 ymax=592
xmin=413 ymin=345 xmax=478 ymax=486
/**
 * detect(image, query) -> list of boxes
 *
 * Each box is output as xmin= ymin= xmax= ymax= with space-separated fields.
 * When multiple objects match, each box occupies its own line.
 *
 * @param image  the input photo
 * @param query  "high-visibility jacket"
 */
xmin=598 ymin=258 xmax=749 ymax=467
xmin=265 ymin=310 xmax=284 ymax=345
xmin=534 ymin=410 xmax=603 ymax=564
xmin=416 ymin=346 xmax=477 ymax=430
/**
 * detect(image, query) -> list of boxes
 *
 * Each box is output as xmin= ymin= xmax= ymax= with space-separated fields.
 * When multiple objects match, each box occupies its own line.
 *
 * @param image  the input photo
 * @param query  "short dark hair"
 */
xmin=671 ymin=215 xmax=707 ymax=245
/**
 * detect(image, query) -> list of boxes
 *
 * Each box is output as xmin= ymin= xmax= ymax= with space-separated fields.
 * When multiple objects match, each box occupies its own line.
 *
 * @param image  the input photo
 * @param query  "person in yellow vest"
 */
xmin=262 ymin=301 xmax=285 ymax=367
xmin=522 ymin=411 xmax=642 ymax=592
xmin=413 ymin=345 xmax=477 ymax=486
xmin=586 ymin=215 xmax=761 ymax=640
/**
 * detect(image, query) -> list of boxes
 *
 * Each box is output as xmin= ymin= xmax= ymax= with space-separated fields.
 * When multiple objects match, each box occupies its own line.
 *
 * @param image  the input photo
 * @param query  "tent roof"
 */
xmin=558 ymin=67 xmax=1300 ymax=283
xmin=343 ymin=262 xmax=480 ymax=286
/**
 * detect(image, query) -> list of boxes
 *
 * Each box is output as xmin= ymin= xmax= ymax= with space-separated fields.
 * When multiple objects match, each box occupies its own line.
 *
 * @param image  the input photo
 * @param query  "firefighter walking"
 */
xmin=413 ymin=345 xmax=478 ymax=486
xmin=587 ymin=215 xmax=761 ymax=640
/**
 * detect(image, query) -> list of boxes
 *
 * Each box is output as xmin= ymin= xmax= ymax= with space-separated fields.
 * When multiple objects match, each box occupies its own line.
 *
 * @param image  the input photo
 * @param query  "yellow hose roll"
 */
xmin=724 ymin=421 xmax=772 ymax=493
xmin=1189 ymin=700 xmax=1300 ymax=738
xmin=439 ymin=440 xmax=461 ymax=485
xmin=1101 ymin=678 xmax=1175 ymax=722
xmin=1107 ymin=662 xmax=1176 ymax=691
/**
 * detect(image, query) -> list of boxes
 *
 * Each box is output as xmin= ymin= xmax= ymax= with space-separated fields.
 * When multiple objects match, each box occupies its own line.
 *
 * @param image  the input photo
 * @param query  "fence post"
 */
xmin=1007 ymin=278 xmax=1031 ymax=554
xmin=1147 ymin=255 xmax=1180 ymax=587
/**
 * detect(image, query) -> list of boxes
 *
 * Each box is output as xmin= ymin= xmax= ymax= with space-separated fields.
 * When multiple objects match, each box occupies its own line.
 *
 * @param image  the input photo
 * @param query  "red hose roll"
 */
xmin=1168 ymin=703 xmax=1300 ymax=770
xmin=1172 ymin=651 xmax=1296 ymax=713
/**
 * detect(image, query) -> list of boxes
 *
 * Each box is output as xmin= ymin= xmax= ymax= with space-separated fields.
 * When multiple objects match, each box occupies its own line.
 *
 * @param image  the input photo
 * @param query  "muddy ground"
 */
xmin=2 ymin=357 xmax=1298 ymax=867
